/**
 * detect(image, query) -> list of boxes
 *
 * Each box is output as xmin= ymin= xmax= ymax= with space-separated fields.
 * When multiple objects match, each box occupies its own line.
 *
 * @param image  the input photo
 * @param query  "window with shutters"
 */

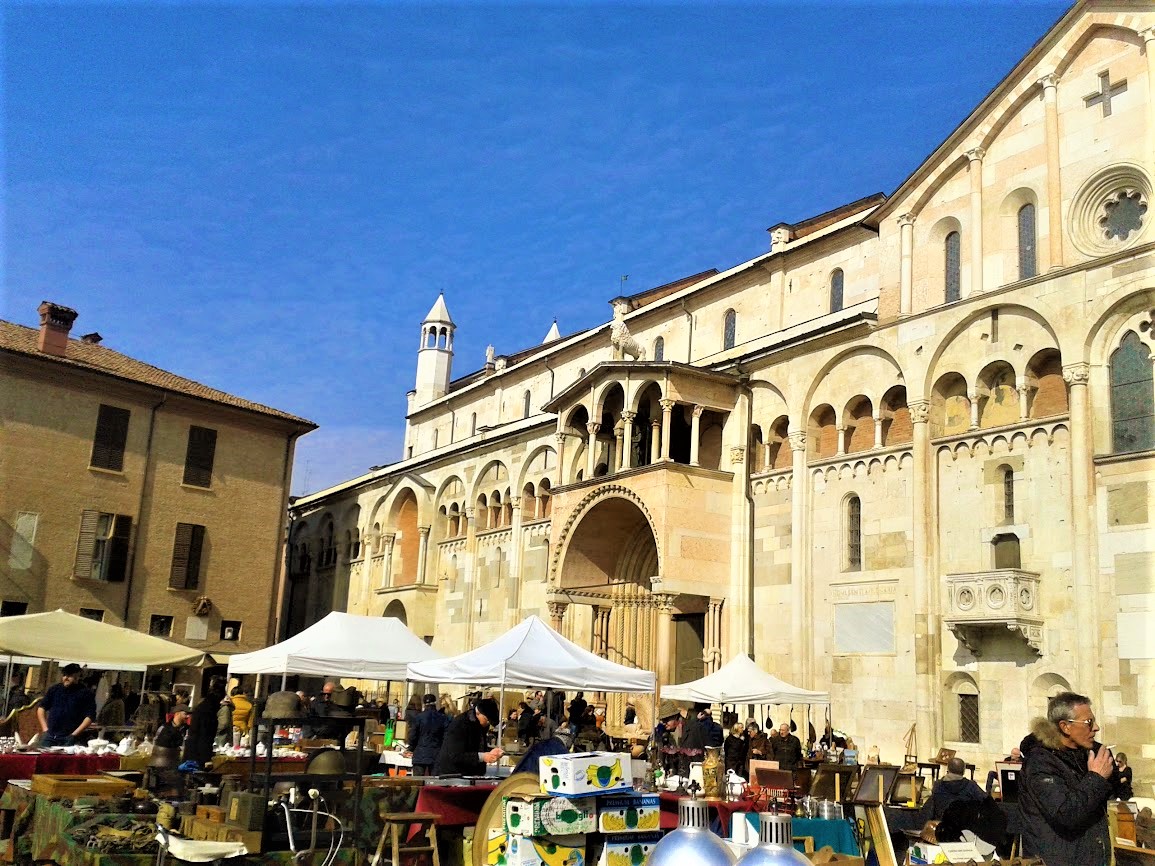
xmin=169 ymin=522 xmax=206 ymax=590
xmin=74 ymin=510 xmax=132 ymax=582
xmin=183 ymin=426 xmax=217 ymax=487
xmin=90 ymin=405 xmax=130 ymax=471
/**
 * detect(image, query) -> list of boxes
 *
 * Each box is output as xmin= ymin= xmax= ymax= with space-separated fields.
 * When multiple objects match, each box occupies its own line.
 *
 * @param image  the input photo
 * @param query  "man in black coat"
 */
xmin=918 ymin=757 xmax=986 ymax=822
xmin=407 ymin=694 xmax=448 ymax=776
xmin=434 ymin=697 xmax=503 ymax=775
xmin=771 ymin=722 xmax=803 ymax=770
xmin=1019 ymin=691 xmax=1121 ymax=866
xmin=182 ymin=679 xmax=225 ymax=767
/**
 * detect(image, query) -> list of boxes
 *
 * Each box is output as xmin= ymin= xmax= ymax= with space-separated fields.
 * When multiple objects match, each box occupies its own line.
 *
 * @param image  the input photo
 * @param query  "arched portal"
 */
xmin=558 ymin=496 xmax=657 ymax=590
xmin=383 ymin=599 xmax=407 ymax=625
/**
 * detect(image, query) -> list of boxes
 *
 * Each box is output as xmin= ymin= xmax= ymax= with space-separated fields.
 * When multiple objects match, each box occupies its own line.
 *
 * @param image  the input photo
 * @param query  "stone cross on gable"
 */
xmin=1084 ymin=70 xmax=1127 ymax=118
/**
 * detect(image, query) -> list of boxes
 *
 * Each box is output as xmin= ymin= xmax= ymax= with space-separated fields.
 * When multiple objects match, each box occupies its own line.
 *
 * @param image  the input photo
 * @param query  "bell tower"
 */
xmin=414 ymin=293 xmax=455 ymax=406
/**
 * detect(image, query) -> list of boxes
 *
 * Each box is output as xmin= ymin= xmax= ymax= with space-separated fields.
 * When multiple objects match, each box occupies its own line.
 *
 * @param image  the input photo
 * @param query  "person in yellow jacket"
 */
xmin=230 ymin=687 xmax=254 ymax=737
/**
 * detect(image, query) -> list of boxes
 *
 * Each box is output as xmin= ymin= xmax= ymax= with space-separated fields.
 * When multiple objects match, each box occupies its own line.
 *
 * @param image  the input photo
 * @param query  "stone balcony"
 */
xmin=943 ymin=569 xmax=1043 ymax=656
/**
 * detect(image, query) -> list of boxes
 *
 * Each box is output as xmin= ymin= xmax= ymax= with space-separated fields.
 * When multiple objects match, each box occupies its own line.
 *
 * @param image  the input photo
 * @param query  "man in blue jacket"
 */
xmin=36 ymin=664 xmax=95 ymax=746
xmin=407 ymin=694 xmax=448 ymax=776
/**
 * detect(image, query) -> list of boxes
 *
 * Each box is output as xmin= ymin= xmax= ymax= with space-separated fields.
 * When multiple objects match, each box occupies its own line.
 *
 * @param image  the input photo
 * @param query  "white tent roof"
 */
xmin=406 ymin=615 xmax=656 ymax=693
xmin=227 ymin=611 xmax=441 ymax=680
xmin=661 ymin=653 xmax=829 ymax=705
xmin=0 ymin=610 xmax=205 ymax=668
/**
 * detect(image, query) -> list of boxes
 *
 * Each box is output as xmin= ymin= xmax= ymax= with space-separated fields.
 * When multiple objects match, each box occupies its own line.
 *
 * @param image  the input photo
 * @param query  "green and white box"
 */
xmin=596 ymin=794 xmax=660 ymax=833
xmin=539 ymin=751 xmax=632 ymax=797
xmin=506 ymin=834 xmax=587 ymax=866
xmin=598 ymin=833 xmax=662 ymax=866
xmin=504 ymin=794 xmax=597 ymax=837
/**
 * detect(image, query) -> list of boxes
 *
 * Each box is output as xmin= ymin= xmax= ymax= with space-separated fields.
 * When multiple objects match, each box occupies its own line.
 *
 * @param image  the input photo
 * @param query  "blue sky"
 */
xmin=3 ymin=1 xmax=1068 ymax=494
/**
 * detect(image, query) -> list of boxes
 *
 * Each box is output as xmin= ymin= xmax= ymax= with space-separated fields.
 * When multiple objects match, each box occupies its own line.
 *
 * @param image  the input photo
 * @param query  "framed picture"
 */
xmin=810 ymin=764 xmax=859 ymax=804
xmin=889 ymin=773 xmax=924 ymax=806
xmin=852 ymin=764 xmax=901 ymax=806
xmin=996 ymin=762 xmax=1022 ymax=804
xmin=934 ymin=747 xmax=957 ymax=765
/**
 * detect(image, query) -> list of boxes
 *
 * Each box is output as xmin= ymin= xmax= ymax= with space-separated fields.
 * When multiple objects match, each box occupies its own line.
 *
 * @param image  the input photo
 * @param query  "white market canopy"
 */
xmin=661 ymin=653 xmax=830 ymax=705
xmin=406 ymin=615 xmax=656 ymax=693
xmin=227 ymin=611 xmax=441 ymax=680
xmin=0 ymin=609 xmax=205 ymax=669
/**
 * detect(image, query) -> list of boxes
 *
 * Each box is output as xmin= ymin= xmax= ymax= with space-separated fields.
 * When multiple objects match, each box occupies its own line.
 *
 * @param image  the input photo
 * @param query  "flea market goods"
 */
xmin=601 ymin=832 xmax=663 ymax=866
xmin=597 ymin=794 xmax=660 ymax=833
xmin=646 ymin=798 xmax=736 ymax=866
xmin=539 ymin=752 xmax=632 ymax=797
xmin=505 ymin=794 xmax=598 ymax=836
xmin=505 ymin=834 xmax=587 ymax=866
xmin=735 ymin=812 xmax=810 ymax=866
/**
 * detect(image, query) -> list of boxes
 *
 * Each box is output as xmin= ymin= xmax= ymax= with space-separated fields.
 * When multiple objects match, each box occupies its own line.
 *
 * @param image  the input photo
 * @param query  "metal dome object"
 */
xmin=305 ymin=748 xmax=347 ymax=775
xmin=647 ymin=798 xmax=736 ymax=866
xmin=736 ymin=812 xmax=811 ymax=866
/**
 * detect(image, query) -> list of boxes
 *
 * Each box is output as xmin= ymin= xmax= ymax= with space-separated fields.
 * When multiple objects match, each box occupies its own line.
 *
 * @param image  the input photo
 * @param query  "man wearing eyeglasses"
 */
xmin=1020 ymin=691 xmax=1122 ymax=866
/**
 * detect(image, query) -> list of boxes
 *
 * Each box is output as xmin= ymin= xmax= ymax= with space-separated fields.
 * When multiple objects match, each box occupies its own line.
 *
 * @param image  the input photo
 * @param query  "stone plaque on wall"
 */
xmin=834 ymin=600 xmax=895 ymax=654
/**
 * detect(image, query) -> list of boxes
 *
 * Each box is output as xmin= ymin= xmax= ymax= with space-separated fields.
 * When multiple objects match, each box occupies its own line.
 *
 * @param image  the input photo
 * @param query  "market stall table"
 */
xmin=0 ymin=751 xmax=121 ymax=792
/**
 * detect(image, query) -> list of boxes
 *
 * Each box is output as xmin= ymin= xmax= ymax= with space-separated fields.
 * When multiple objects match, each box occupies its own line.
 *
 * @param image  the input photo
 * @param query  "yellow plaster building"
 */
xmin=288 ymin=1 xmax=1155 ymax=789
xmin=0 ymin=302 xmax=316 ymax=657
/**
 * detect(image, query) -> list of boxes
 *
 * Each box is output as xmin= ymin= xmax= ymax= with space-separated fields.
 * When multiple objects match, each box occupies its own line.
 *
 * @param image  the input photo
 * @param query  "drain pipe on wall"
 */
xmin=124 ymin=391 xmax=167 ymax=625
xmin=736 ymin=372 xmax=756 ymax=659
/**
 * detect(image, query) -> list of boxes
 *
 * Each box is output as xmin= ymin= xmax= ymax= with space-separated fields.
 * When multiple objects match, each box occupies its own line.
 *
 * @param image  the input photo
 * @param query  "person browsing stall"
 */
xmin=434 ymin=697 xmax=503 ymax=775
xmin=37 ymin=663 xmax=95 ymax=746
xmin=1020 ymin=691 xmax=1122 ymax=866
xmin=772 ymin=722 xmax=804 ymax=770
xmin=407 ymin=693 xmax=449 ymax=776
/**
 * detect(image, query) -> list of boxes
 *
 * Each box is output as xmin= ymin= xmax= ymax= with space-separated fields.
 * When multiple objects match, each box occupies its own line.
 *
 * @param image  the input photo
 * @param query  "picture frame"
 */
xmin=934 ymin=747 xmax=957 ymax=765
xmin=995 ymin=762 xmax=1022 ymax=804
xmin=889 ymin=773 xmax=924 ymax=806
xmin=809 ymin=763 xmax=859 ymax=804
xmin=851 ymin=764 xmax=900 ymax=806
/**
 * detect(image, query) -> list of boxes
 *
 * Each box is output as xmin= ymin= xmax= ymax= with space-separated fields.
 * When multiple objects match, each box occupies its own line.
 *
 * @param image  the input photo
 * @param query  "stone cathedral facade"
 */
xmin=287 ymin=0 xmax=1155 ymax=784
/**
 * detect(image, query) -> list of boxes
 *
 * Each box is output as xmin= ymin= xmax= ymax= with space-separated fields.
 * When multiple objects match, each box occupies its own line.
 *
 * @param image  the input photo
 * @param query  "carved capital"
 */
xmin=659 ymin=399 xmax=677 ymax=412
xmin=620 ymin=410 xmax=637 ymax=423
xmin=650 ymin=418 xmax=662 ymax=429
xmin=652 ymin=592 xmax=677 ymax=615
xmin=555 ymin=431 xmax=569 ymax=444
xmin=908 ymin=399 xmax=930 ymax=424
xmin=464 ymin=508 xmax=476 ymax=521
xmin=787 ymin=431 xmax=807 ymax=452
xmin=546 ymin=601 xmax=569 ymax=624
xmin=897 ymin=212 xmax=917 ymax=228
xmin=729 ymin=446 xmax=745 ymax=464
xmin=509 ymin=496 xmax=522 ymax=509
xmin=381 ymin=532 xmax=397 ymax=549
xmin=691 ymin=405 xmax=705 ymax=419
xmin=1037 ymin=72 xmax=1060 ymax=91
xmin=586 ymin=421 xmax=602 ymax=436
xmin=965 ymin=146 xmax=986 ymax=163
xmin=418 ymin=525 xmax=430 ymax=539
xmin=1062 ymin=363 xmax=1090 ymax=386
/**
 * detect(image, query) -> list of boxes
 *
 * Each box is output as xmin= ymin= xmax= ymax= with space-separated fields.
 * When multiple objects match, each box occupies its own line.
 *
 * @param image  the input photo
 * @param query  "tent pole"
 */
xmin=1 ymin=656 xmax=12 ymax=716
xmin=281 ymin=673 xmax=287 ymax=691
xmin=497 ymin=679 xmax=506 ymax=747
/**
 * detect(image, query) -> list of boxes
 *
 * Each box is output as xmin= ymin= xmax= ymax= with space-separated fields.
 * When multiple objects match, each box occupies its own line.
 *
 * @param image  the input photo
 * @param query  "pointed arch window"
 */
xmin=846 ymin=495 xmax=862 ymax=572
xmin=830 ymin=269 xmax=845 ymax=313
xmin=1111 ymin=331 xmax=1155 ymax=454
xmin=1018 ymin=203 xmax=1037 ymax=279
xmin=945 ymin=231 xmax=961 ymax=302
xmin=723 ymin=309 xmax=737 ymax=350
xmin=653 ymin=337 xmax=664 ymax=362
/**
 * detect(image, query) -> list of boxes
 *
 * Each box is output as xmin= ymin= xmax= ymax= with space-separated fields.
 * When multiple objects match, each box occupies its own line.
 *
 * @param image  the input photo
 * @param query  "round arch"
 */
xmin=801 ymin=345 xmax=906 ymax=426
xmin=468 ymin=458 xmax=510 ymax=503
xmin=514 ymin=444 xmax=558 ymax=493
xmin=549 ymin=486 xmax=661 ymax=588
xmin=383 ymin=599 xmax=408 ymax=625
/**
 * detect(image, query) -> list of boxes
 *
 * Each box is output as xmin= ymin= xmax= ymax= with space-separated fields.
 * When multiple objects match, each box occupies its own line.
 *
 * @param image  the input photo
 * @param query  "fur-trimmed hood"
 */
xmin=1029 ymin=716 xmax=1067 ymax=750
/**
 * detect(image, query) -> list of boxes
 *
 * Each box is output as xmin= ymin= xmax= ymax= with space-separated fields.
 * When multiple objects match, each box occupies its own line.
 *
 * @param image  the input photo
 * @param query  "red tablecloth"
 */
xmin=407 ymin=783 xmax=497 ymax=840
xmin=0 ymin=752 xmax=121 ymax=792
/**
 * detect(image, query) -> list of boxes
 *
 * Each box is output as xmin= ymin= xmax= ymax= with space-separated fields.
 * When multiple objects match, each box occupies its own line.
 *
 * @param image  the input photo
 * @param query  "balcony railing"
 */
xmin=943 ymin=569 xmax=1043 ymax=656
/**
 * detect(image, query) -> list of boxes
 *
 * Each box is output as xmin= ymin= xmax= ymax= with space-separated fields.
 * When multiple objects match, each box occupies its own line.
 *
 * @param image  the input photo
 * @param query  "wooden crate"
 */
xmin=30 ymin=774 xmax=136 ymax=798
xmin=196 ymin=804 xmax=226 ymax=823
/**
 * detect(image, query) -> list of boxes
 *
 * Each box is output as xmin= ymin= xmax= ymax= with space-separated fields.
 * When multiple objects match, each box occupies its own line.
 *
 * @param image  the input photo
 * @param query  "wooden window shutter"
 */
xmin=91 ymin=405 xmax=130 ymax=471
xmin=170 ymin=522 xmax=205 ymax=590
xmin=74 ymin=509 xmax=100 ymax=579
xmin=183 ymin=426 xmax=217 ymax=487
xmin=107 ymin=515 xmax=132 ymax=582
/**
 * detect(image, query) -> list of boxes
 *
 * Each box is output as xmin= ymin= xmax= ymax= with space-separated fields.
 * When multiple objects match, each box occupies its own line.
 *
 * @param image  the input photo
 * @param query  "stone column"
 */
xmin=788 ymin=431 xmax=810 ymax=685
xmin=1064 ymin=363 xmax=1101 ymax=703
xmin=966 ymin=147 xmax=985 ymax=296
xmin=547 ymin=600 xmax=568 ymax=633
xmin=659 ymin=400 xmax=676 ymax=461
xmin=835 ymin=425 xmax=846 ymax=456
xmin=623 ymin=595 xmax=638 ymax=668
xmin=909 ymin=399 xmax=937 ymax=756
xmin=555 ymin=432 xmax=569 ymax=484
xmin=873 ymin=412 xmax=885 ymax=449
xmin=707 ymin=597 xmax=724 ymax=675
xmin=613 ymin=422 xmax=625 ymax=474
xmin=968 ymin=391 xmax=980 ymax=431
xmin=1017 ymin=379 xmax=1032 ymax=421
xmin=380 ymin=533 xmax=396 ymax=588
xmin=509 ymin=497 xmax=524 ymax=611
xmin=650 ymin=419 xmax=662 ymax=464
xmin=651 ymin=584 xmax=677 ymax=690
xmin=620 ymin=411 xmax=636 ymax=470
xmin=899 ymin=213 xmax=916 ymax=315
xmin=586 ymin=422 xmax=601 ymax=479
xmin=1039 ymin=73 xmax=1063 ymax=270
xmin=1145 ymin=30 xmax=1155 ymax=180
xmin=689 ymin=405 xmax=704 ymax=466
xmin=416 ymin=526 xmax=430 ymax=585
xmin=464 ymin=509 xmax=478 ymax=647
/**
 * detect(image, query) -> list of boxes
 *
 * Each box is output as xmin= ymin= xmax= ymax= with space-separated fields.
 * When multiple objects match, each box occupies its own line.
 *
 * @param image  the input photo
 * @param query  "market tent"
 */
xmin=660 ymin=653 xmax=829 ymax=705
xmin=227 ymin=611 xmax=441 ymax=680
xmin=406 ymin=615 xmax=656 ymax=693
xmin=0 ymin=609 xmax=205 ymax=668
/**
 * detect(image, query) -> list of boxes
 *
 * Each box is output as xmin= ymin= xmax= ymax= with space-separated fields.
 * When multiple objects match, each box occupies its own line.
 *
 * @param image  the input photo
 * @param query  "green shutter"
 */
xmin=170 ymin=522 xmax=206 ymax=589
xmin=186 ymin=524 xmax=205 ymax=589
xmin=74 ymin=510 xmax=100 ymax=579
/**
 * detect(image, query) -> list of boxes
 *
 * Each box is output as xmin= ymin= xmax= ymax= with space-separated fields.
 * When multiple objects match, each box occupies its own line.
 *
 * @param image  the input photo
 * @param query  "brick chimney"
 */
xmin=37 ymin=301 xmax=79 ymax=357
